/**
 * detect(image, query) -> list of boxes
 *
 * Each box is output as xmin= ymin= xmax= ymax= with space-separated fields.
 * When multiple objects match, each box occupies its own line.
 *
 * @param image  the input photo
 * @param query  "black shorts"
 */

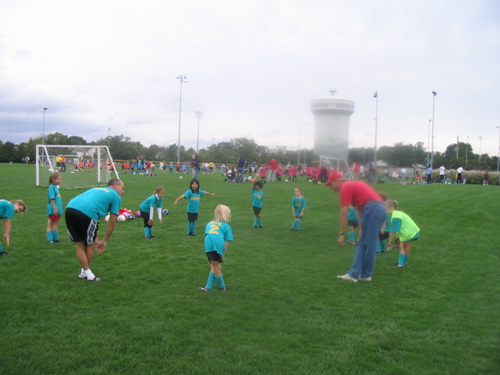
xmin=187 ymin=212 xmax=198 ymax=222
xmin=379 ymin=232 xmax=390 ymax=240
xmin=206 ymin=251 xmax=223 ymax=263
xmin=253 ymin=206 xmax=262 ymax=216
xmin=141 ymin=210 xmax=152 ymax=228
xmin=65 ymin=208 xmax=98 ymax=245
xmin=348 ymin=220 xmax=359 ymax=228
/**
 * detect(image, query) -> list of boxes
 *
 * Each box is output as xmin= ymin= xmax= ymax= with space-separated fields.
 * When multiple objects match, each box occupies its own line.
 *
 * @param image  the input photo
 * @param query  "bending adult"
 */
xmin=65 ymin=178 xmax=125 ymax=281
xmin=326 ymin=173 xmax=386 ymax=283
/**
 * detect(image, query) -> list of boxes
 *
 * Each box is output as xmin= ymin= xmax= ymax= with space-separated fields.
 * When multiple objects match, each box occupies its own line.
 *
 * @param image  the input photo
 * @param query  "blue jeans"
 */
xmin=349 ymin=201 xmax=386 ymax=279
xmin=236 ymin=167 xmax=244 ymax=183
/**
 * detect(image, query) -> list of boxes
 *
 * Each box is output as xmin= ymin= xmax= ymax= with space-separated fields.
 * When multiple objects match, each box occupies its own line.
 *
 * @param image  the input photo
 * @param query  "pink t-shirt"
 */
xmin=339 ymin=181 xmax=382 ymax=209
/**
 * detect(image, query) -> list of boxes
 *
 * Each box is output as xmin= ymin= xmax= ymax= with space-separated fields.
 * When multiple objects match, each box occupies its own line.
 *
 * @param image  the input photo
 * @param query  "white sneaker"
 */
xmin=359 ymin=276 xmax=372 ymax=281
xmin=337 ymin=273 xmax=358 ymax=283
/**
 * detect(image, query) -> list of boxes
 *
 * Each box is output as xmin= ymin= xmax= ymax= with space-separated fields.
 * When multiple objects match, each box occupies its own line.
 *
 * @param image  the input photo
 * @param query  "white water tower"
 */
xmin=311 ymin=90 xmax=355 ymax=160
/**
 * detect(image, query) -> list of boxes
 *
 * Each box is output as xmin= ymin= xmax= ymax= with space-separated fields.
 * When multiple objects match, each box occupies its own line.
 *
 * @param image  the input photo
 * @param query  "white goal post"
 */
xmin=36 ymin=145 xmax=119 ymax=188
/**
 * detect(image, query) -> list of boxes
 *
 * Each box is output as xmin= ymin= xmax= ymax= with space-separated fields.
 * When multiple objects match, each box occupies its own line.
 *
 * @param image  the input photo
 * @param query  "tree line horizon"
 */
xmin=0 ymin=132 xmax=497 ymax=171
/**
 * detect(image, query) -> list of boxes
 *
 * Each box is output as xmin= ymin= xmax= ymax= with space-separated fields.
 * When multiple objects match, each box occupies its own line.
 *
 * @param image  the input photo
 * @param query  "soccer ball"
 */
xmin=179 ymin=175 xmax=183 ymax=179
xmin=285 ymin=179 xmax=288 ymax=182
xmin=127 ymin=214 xmax=135 ymax=220
xmin=162 ymin=209 xmax=169 ymax=215
xmin=105 ymin=214 xmax=110 ymax=222
xmin=118 ymin=215 xmax=126 ymax=222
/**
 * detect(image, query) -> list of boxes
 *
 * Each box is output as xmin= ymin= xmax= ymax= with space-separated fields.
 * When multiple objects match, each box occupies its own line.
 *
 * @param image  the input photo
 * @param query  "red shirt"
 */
xmin=339 ymin=181 xmax=382 ymax=209
xmin=270 ymin=159 xmax=278 ymax=171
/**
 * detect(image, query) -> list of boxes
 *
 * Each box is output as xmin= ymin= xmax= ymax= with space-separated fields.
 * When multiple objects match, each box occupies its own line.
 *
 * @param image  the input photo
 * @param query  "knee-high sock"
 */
xmin=254 ymin=218 xmax=258 ymax=227
xmin=398 ymin=253 xmax=406 ymax=265
xmin=349 ymin=231 xmax=354 ymax=242
xmin=291 ymin=220 xmax=297 ymax=230
xmin=0 ymin=242 xmax=3 ymax=252
xmin=296 ymin=221 xmax=301 ymax=230
xmin=52 ymin=230 xmax=59 ymax=241
xmin=47 ymin=231 xmax=53 ymax=241
xmin=191 ymin=221 xmax=196 ymax=235
xmin=205 ymin=272 xmax=215 ymax=289
xmin=144 ymin=228 xmax=149 ymax=237
xmin=215 ymin=275 xmax=226 ymax=289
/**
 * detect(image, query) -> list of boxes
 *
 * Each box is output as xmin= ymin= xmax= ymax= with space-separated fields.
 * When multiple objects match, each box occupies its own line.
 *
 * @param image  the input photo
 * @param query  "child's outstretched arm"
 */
xmin=205 ymin=191 xmax=215 ymax=196
xmin=174 ymin=194 xmax=185 ymax=205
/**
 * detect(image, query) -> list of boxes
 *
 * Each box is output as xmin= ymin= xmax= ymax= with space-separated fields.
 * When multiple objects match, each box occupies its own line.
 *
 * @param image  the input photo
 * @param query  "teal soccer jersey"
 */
xmin=183 ymin=190 xmax=206 ymax=213
xmin=66 ymin=187 xmax=121 ymax=220
xmin=252 ymin=188 xmax=263 ymax=208
xmin=204 ymin=220 xmax=233 ymax=256
xmin=47 ymin=184 xmax=63 ymax=215
xmin=292 ymin=196 xmax=306 ymax=216
xmin=140 ymin=194 xmax=163 ymax=212
xmin=0 ymin=200 xmax=14 ymax=219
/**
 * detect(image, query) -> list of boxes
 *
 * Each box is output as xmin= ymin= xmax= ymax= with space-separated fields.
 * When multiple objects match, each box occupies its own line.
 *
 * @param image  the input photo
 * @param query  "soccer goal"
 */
xmin=36 ymin=145 xmax=119 ymax=188
xmin=319 ymin=156 xmax=353 ymax=180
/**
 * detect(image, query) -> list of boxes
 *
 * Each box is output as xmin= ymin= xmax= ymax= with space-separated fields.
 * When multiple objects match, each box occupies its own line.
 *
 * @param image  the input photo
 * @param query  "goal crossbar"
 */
xmin=36 ymin=145 xmax=119 ymax=188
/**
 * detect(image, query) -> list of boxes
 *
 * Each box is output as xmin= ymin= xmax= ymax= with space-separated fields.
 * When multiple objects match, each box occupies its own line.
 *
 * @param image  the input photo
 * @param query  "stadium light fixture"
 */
xmin=195 ymin=111 xmax=203 ymax=154
xmin=176 ymin=75 xmax=188 ymax=163
xmin=42 ymin=107 xmax=48 ymax=145
xmin=373 ymin=92 xmax=378 ymax=169
xmin=431 ymin=91 xmax=437 ymax=169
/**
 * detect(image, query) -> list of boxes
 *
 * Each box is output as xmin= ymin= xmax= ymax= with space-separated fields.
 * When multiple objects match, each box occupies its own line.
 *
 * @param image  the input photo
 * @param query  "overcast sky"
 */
xmin=1 ymin=0 xmax=499 ymax=157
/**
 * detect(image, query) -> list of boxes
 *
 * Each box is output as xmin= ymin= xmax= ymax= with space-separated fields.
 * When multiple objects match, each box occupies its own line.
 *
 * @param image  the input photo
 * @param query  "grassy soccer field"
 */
xmin=0 ymin=163 xmax=498 ymax=375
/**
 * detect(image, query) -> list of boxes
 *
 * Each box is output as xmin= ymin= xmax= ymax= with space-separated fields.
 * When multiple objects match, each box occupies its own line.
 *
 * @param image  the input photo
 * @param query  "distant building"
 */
xmin=311 ymin=90 xmax=355 ymax=161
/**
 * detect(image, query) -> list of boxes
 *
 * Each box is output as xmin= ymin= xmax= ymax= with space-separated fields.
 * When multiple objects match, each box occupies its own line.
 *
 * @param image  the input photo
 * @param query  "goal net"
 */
xmin=36 ymin=145 xmax=119 ymax=188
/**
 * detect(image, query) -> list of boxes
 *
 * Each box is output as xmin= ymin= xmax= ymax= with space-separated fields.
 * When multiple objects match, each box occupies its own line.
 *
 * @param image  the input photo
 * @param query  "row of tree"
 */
xmin=0 ymin=132 xmax=498 ymax=170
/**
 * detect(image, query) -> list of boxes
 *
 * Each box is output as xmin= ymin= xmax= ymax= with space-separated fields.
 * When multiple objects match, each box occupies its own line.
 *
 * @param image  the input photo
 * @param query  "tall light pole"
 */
xmin=194 ymin=111 xmax=203 ymax=154
xmin=431 ymin=91 xmax=437 ymax=169
xmin=176 ymin=75 xmax=188 ymax=164
xmin=465 ymin=136 xmax=469 ymax=167
xmin=303 ymin=122 xmax=307 ymax=165
xmin=497 ymin=126 xmax=500 ymax=172
xmin=478 ymin=136 xmax=483 ymax=164
xmin=427 ymin=119 xmax=431 ymax=165
xmin=107 ymin=127 xmax=111 ymax=147
xmin=42 ymin=107 xmax=48 ymax=144
xmin=373 ymin=92 xmax=378 ymax=167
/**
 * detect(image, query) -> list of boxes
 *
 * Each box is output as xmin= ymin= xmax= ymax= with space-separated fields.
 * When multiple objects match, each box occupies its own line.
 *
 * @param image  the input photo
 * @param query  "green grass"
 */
xmin=0 ymin=163 xmax=498 ymax=374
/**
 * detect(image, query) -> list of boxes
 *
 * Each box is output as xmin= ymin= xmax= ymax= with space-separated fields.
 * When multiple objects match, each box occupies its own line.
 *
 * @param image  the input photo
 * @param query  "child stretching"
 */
xmin=198 ymin=204 xmax=233 ymax=292
xmin=347 ymin=205 xmax=358 ymax=245
xmin=291 ymin=187 xmax=306 ymax=231
xmin=251 ymin=175 xmax=264 ymax=228
xmin=140 ymin=186 xmax=165 ymax=239
xmin=47 ymin=172 xmax=63 ymax=243
xmin=0 ymin=199 xmax=27 ymax=256
xmin=174 ymin=178 xmax=215 ymax=236
xmin=385 ymin=199 xmax=420 ymax=268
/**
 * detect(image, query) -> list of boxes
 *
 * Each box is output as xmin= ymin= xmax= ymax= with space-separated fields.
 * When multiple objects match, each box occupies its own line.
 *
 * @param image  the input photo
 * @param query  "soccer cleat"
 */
xmin=78 ymin=274 xmax=87 ymax=279
xmin=337 ymin=273 xmax=358 ymax=283
xmin=0 ymin=251 xmax=9 ymax=256
xmin=47 ymin=240 xmax=54 ymax=243
xmin=359 ymin=276 xmax=372 ymax=281
xmin=376 ymin=252 xmax=385 ymax=256
xmin=198 ymin=287 xmax=211 ymax=292
xmin=393 ymin=263 xmax=405 ymax=269
xmin=149 ymin=235 xmax=155 ymax=239
xmin=87 ymin=275 xmax=101 ymax=281
xmin=347 ymin=240 xmax=356 ymax=245
xmin=219 ymin=286 xmax=227 ymax=291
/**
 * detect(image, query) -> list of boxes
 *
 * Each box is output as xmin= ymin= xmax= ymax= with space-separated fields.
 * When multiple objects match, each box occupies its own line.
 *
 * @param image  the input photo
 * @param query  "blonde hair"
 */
xmin=213 ymin=204 xmax=231 ymax=223
xmin=49 ymin=172 xmax=61 ymax=185
xmin=385 ymin=199 xmax=399 ymax=210
xmin=155 ymin=186 xmax=165 ymax=194
xmin=13 ymin=200 xmax=27 ymax=213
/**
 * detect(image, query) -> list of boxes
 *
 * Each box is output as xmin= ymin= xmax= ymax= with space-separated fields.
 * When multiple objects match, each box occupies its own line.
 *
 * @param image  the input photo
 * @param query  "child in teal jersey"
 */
xmin=251 ymin=175 xmax=264 ymax=228
xmin=347 ymin=205 xmax=358 ymax=244
xmin=139 ymin=186 xmax=165 ymax=239
xmin=174 ymin=178 xmax=215 ymax=236
xmin=0 ymin=199 xmax=27 ymax=256
xmin=291 ymin=187 xmax=306 ymax=231
xmin=385 ymin=199 xmax=420 ymax=268
xmin=377 ymin=213 xmax=391 ymax=255
xmin=199 ymin=204 xmax=233 ymax=292
xmin=47 ymin=172 xmax=63 ymax=243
